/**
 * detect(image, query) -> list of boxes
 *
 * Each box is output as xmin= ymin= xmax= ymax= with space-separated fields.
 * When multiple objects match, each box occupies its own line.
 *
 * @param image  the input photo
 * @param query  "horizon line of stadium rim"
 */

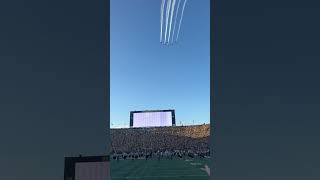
xmin=111 ymin=123 xmax=210 ymax=129
xmin=111 ymin=109 xmax=209 ymax=128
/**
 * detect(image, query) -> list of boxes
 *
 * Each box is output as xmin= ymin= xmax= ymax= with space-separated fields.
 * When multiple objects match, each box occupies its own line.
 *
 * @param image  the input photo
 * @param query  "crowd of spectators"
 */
xmin=111 ymin=124 xmax=210 ymax=160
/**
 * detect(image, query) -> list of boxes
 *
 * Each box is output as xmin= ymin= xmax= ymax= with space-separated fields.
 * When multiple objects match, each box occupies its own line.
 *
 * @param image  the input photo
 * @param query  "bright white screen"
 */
xmin=133 ymin=111 xmax=172 ymax=127
xmin=75 ymin=162 xmax=109 ymax=180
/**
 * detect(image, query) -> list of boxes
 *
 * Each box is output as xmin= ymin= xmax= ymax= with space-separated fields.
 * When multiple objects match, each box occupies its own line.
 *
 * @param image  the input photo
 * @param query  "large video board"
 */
xmin=130 ymin=110 xmax=175 ymax=128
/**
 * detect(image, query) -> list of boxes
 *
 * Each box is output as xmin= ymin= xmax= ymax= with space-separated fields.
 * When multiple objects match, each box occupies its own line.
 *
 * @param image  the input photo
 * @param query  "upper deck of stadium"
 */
xmin=111 ymin=124 xmax=210 ymax=138
xmin=111 ymin=124 xmax=210 ymax=153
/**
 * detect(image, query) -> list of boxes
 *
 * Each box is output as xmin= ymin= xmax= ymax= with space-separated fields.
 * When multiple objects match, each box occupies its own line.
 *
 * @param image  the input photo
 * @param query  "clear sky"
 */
xmin=110 ymin=0 xmax=210 ymax=128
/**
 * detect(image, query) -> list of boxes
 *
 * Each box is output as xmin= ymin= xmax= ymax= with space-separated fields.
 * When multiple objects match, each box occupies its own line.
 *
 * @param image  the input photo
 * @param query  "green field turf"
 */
xmin=110 ymin=158 xmax=210 ymax=180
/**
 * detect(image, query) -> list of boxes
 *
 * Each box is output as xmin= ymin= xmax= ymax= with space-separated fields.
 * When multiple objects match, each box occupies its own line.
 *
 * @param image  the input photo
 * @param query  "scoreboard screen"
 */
xmin=75 ymin=162 xmax=109 ymax=180
xmin=130 ymin=110 xmax=175 ymax=128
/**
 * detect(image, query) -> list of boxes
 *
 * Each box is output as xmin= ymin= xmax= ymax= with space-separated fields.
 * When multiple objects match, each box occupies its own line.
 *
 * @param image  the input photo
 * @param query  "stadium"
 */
xmin=110 ymin=110 xmax=211 ymax=180
xmin=110 ymin=0 xmax=210 ymax=178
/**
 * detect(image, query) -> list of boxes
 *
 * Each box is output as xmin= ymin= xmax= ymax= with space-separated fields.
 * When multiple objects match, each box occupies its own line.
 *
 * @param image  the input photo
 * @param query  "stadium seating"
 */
xmin=111 ymin=124 xmax=210 ymax=155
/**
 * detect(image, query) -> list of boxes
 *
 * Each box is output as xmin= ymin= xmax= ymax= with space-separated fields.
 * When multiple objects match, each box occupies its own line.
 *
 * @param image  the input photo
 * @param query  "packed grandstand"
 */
xmin=111 ymin=124 xmax=210 ymax=160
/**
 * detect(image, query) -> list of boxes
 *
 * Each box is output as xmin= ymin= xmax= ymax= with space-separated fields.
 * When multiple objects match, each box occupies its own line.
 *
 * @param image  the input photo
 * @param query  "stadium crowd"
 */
xmin=111 ymin=124 xmax=210 ymax=160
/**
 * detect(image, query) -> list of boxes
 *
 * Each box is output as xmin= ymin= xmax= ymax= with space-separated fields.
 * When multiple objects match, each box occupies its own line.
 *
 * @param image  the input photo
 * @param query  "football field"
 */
xmin=110 ymin=158 xmax=210 ymax=180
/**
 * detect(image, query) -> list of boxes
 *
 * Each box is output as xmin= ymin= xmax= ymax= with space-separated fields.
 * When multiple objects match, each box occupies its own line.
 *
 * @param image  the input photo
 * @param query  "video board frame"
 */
xmin=130 ymin=109 xmax=176 ymax=128
xmin=64 ymin=155 xmax=109 ymax=180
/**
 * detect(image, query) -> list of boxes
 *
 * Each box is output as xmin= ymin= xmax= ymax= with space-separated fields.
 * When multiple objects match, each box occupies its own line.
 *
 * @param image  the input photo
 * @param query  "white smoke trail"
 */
xmin=168 ymin=0 xmax=176 ymax=44
xmin=160 ymin=0 xmax=166 ymax=43
xmin=176 ymin=0 xmax=187 ymax=42
xmin=171 ymin=0 xmax=181 ymax=43
xmin=164 ymin=0 xmax=172 ymax=44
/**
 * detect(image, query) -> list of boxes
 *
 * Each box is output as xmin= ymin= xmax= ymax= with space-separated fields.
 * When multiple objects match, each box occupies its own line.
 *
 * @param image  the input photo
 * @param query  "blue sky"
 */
xmin=110 ymin=0 xmax=210 ymax=128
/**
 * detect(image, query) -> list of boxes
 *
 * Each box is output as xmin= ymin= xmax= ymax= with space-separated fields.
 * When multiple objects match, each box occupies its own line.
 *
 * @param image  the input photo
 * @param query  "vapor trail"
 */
xmin=160 ymin=0 xmax=166 ymax=43
xmin=164 ymin=0 xmax=172 ymax=44
xmin=172 ymin=0 xmax=181 ymax=43
xmin=168 ymin=0 xmax=176 ymax=44
xmin=176 ymin=0 xmax=187 ymax=42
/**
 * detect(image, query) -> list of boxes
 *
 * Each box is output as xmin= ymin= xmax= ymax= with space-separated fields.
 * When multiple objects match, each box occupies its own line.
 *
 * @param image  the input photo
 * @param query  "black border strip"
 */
xmin=210 ymin=0 xmax=215 ymax=179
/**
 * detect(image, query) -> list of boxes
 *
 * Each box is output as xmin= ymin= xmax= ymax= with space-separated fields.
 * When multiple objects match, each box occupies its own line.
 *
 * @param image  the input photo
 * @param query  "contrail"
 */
xmin=171 ymin=0 xmax=181 ymax=43
xmin=164 ymin=0 xmax=172 ymax=44
xmin=168 ymin=0 xmax=176 ymax=44
xmin=160 ymin=0 xmax=166 ymax=43
xmin=176 ymin=0 xmax=187 ymax=42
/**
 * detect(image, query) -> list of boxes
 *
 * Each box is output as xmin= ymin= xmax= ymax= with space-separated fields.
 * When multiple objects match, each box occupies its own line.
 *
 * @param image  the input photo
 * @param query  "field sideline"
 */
xmin=110 ymin=158 xmax=210 ymax=180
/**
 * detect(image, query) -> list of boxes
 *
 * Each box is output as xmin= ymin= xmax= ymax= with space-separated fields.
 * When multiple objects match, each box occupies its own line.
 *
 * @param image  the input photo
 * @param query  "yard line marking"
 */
xmin=200 ymin=164 xmax=211 ymax=176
